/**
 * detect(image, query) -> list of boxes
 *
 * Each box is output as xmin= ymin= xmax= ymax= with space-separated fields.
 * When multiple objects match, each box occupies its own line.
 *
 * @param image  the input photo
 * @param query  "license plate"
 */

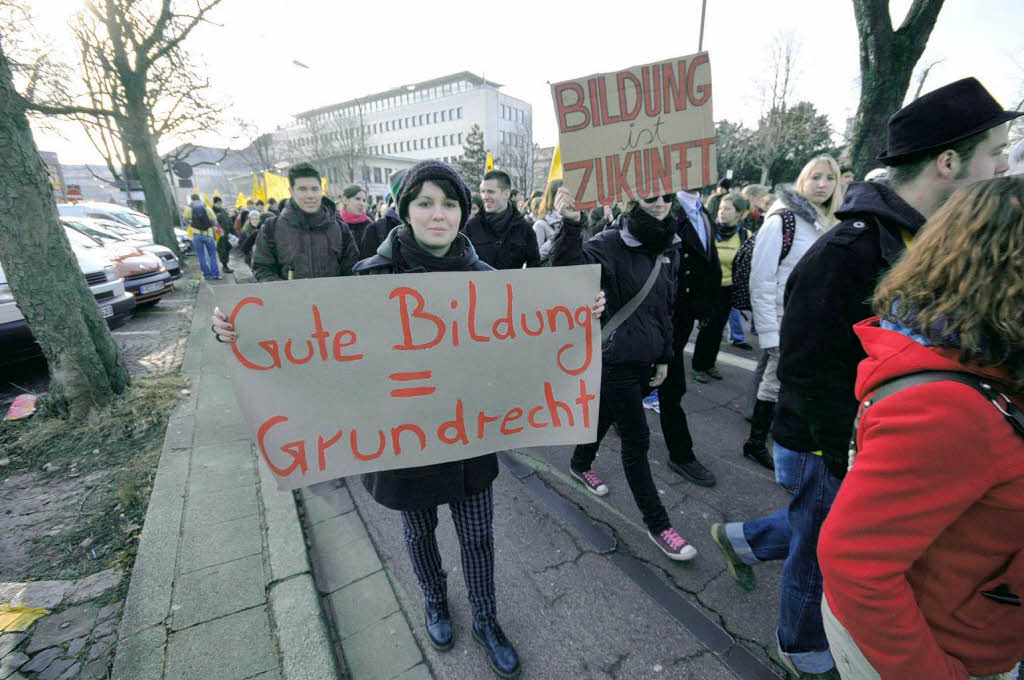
xmin=100 ymin=305 xmax=113 ymax=318
xmin=139 ymin=282 xmax=164 ymax=295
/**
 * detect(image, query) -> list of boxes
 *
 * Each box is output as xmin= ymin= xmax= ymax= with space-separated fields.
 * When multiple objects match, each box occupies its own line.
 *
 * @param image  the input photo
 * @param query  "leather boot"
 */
xmin=743 ymin=399 xmax=776 ymax=470
xmin=424 ymin=600 xmax=453 ymax=651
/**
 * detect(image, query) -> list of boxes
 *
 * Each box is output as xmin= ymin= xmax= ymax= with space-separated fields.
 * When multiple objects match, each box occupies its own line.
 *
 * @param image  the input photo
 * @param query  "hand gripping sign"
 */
xmin=215 ymin=265 xmax=602 ymax=490
xmin=551 ymin=52 xmax=717 ymax=209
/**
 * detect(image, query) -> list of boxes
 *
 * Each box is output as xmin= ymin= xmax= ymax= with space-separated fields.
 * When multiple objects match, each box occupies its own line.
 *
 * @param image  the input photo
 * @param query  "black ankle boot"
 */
xmin=743 ymin=399 xmax=776 ymax=470
xmin=473 ymin=621 xmax=520 ymax=678
xmin=425 ymin=600 xmax=453 ymax=651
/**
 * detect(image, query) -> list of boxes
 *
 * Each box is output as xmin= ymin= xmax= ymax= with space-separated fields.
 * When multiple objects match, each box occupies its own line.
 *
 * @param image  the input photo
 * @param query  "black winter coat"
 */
xmin=551 ymin=213 xmax=678 ymax=366
xmin=777 ymin=180 xmax=926 ymax=401
xmin=354 ymin=227 xmax=499 ymax=512
xmin=462 ymin=203 xmax=541 ymax=270
xmin=360 ymin=211 xmax=402 ymax=260
xmin=251 ymin=198 xmax=359 ymax=281
xmin=674 ymin=205 xmax=722 ymax=345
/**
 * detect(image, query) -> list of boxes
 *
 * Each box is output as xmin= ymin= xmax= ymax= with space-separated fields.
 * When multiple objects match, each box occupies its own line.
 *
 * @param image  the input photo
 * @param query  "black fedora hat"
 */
xmin=878 ymin=77 xmax=1022 ymax=165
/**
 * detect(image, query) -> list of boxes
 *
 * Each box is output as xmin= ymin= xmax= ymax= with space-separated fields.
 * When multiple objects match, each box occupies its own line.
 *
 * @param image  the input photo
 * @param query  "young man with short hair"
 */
xmin=711 ymin=77 xmax=1018 ymax=680
xmin=251 ymin=163 xmax=359 ymax=282
xmin=463 ymin=170 xmax=540 ymax=269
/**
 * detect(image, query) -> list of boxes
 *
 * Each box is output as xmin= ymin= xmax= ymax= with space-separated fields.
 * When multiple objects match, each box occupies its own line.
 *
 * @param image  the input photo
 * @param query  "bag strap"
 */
xmin=847 ymin=370 xmax=1024 ymax=472
xmin=601 ymin=255 xmax=664 ymax=343
xmin=778 ymin=210 xmax=796 ymax=263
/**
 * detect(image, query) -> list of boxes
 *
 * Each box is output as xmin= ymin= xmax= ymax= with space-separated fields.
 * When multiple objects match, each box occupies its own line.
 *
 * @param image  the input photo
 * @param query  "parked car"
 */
xmin=63 ymin=224 xmax=174 ymax=306
xmin=57 ymin=202 xmax=192 ymax=253
xmin=62 ymin=216 xmax=181 ymax=281
xmin=0 ymin=250 xmax=135 ymax=366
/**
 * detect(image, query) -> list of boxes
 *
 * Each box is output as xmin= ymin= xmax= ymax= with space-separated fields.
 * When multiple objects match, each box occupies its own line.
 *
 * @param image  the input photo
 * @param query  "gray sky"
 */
xmin=24 ymin=0 xmax=1024 ymax=165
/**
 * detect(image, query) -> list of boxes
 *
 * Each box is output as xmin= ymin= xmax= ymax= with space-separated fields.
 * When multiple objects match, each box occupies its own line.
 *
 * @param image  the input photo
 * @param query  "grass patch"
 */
xmin=0 ymin=374 xmax=189 ymax=581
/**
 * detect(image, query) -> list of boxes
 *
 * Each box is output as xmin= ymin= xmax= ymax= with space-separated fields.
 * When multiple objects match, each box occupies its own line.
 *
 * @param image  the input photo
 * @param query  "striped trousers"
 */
xmin=400 ymin=486 xmax=496 ymax=627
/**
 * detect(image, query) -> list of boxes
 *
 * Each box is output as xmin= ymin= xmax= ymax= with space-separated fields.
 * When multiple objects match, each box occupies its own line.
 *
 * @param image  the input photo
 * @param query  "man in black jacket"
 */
xmin=211 ymin=196 xmax=235 ymax=274
xmin=361 ymin=168 xmax=407 ymax=259
xmin=758 ymin=78 xmax=1018 ymax=679
xmin=657 ymin=190 xmax=721 ymax=487
xmin=462 ymin=170 xmax=540 ymax=269
xmin=251 ymin=163 xmax=360 ymax=281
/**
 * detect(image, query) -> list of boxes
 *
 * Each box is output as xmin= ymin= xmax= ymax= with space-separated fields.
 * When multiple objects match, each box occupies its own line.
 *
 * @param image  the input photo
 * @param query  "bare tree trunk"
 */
xmin=0 ymin=42 xmax=129 ymax=417
xmin=848 ymin=0 xmax=946 ymax=178
xmin=121 ymin=84 xmax=181 ymax=257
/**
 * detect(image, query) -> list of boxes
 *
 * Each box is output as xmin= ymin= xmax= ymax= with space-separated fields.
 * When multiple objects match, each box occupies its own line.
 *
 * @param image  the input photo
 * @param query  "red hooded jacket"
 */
xmin=819 ymin=319 xmax=1024 ymax=680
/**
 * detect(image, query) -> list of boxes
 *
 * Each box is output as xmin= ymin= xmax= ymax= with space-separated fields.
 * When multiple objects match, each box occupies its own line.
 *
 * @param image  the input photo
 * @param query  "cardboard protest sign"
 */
xmin=214 ymin=266 xmax=602 ymax=490
xmin=551 ymin=52 xmax=717 ymax=209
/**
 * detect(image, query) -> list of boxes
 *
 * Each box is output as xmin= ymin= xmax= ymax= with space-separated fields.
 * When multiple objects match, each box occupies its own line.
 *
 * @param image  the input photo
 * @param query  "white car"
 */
xmin=58 ymin=202 xmax=192 ymax=253
xmin=62 ymin=216 xmax=181 ymax=280
xmin=0 ymin=249 xmax=135 ymax=365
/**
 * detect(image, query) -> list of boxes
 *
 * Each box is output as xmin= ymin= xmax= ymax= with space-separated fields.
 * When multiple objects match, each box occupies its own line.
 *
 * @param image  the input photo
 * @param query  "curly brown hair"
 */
xmin=873 ymin=176 xmax=1024 ymax=390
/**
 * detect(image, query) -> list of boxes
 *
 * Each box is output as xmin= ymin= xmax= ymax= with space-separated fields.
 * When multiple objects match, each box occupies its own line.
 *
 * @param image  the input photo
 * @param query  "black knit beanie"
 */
xmin=397 ymin=160 xmax=472 ymax=229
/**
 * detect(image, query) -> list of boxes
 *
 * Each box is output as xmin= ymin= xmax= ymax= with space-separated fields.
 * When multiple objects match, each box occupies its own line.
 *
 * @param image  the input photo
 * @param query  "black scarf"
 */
xmin=716 ymin=221 xmax=742 ymax=241
xmin=392 ymin=226 xmax=477 ymax=273
xmin=625 ymin=210 xmax=676 ymax=255
xmin=482 ymin=203 xmax=518 ymax=238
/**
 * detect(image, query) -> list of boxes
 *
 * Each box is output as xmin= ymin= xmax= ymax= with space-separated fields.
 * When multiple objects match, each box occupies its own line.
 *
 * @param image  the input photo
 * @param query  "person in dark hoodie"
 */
xmin=550 ymin=186 xmax=699 ymax=562
xmin=216 ymin=161 xmax=605 ymax=679
xmin=360 ymin=168 xmax=408 ymax=259
xmin=211 ymin=196 xmax=235 ymax=274
xmin=463 ymin=170 xmax=541 ymax=269
xmin=250 ymin=163 xmax=360 ymax=282
xmin=756 ymin=78 xmax=1017 ymax=680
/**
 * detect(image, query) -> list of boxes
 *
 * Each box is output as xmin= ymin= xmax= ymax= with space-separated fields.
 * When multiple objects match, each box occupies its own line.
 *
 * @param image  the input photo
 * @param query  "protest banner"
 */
xmin=214 ymin=265 xmax=602 ymax=490
xmin=550 ymin=52 xmax=717 ymax=209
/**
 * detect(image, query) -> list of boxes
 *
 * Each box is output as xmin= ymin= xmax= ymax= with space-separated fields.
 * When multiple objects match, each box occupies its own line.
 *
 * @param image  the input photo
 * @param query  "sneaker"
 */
xmin=649 ymin=527 xmax=697 ymax=561
xmin=668 ymin=460 xmax=716 ymax=487
xmin=570 ymin=468 xmax=608 ymax=496
xmin=642 ymin=390 xmax=660 ymax=413
xmin=775 ymin=649 xmax=841 ymax=679
xmin=710 ymin=523 xmax=756 ymax=591
xmin=706 ymin=366 xmax=724 ymax=380
xmin=730 ymin=340 xmax=754 ymax=350
xmin=693 ymin=370 xmax=711 ymax=384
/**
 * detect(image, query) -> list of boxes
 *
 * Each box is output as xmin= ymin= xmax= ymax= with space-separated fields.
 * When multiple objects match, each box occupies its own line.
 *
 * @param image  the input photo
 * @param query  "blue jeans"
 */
xmin=724 ymin=444 xmax=801 ymax=566
xmin=194 ymin=234 xmax=220 ymax=278
xmin=728 ymin=308 xmax=745 ymax=343
xmin=778 ymin=452 xmax=841 ymax=673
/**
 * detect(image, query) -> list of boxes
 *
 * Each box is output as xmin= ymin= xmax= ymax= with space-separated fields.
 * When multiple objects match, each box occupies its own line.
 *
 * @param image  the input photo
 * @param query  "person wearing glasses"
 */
xmin=550 ymin=186 xmax=698 ymax=562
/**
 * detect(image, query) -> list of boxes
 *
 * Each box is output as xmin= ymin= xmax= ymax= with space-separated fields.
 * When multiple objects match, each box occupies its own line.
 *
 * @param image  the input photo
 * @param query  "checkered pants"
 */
xmin=400 ymin=486 xmax=496 ymax=626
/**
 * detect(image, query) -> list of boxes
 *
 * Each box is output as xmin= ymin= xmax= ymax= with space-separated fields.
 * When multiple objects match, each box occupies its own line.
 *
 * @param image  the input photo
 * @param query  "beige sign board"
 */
xmin=551 ymin=52 xmax=717 ymax=209
xmin=214 ymin=266 xmax=602 ymax=490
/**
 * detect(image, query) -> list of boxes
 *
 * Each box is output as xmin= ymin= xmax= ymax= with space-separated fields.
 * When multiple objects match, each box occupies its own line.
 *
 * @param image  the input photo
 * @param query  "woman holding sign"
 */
xmin=550 ymin=187 xmax=698 ymax=562
xmin=213 ymin=160 xmax=605 ymax=680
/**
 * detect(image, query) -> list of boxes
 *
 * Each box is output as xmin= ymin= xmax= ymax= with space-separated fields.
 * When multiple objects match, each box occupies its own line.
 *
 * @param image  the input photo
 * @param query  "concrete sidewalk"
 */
xmin=109 ymin=274 xmax=346 ymax=680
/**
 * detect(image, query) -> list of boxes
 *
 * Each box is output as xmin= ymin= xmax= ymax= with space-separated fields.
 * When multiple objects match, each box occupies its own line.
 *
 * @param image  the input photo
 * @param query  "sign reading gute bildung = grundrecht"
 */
xmin=551 ymin=52 xmax=717 ymax=209
xmin=214 ymin=265 xmax=602 ymax=490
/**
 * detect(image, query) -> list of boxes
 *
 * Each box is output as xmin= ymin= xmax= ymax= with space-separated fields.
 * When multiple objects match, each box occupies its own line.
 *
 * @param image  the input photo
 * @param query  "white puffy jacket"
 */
xmin=750 ymin=186 xmax=831 ymax=348
xmin=533 ymin=211 xmax=563 ymax=261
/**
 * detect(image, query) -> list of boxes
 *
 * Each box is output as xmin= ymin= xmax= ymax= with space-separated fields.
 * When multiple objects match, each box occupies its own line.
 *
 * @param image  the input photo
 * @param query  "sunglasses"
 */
xmin=640 ymin=194 xmax=676 ymax=204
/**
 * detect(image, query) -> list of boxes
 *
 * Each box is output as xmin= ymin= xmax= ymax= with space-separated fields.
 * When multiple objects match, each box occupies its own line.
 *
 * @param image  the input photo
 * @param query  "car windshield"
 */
xmin=63 ymin=225 xmax=102 ymax=249
xmin=68 ymin=220 xmax=123 ymax=243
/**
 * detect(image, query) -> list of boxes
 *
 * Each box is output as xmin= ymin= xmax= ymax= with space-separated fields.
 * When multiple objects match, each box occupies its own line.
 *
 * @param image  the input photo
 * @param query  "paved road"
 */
xmin=342 ymin=329 xmax=793 ymax=680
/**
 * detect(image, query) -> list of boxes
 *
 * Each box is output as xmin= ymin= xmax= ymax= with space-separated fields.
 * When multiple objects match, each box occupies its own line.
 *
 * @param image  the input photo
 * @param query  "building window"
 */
xmin=457 ymin=107 xmax=463 ymax=119
xmin=458 ymin=132 xmax=463 ymax=144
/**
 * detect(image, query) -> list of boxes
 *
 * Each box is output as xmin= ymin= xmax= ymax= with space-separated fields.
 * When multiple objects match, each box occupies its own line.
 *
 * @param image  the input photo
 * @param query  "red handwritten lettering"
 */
xmin=492 ymin=284 xmax=516 ymax=340
xmin=616 ymin=71 xmax=643 ymax=122
xmin=391 ymin=424 xmax=427 ymax=455
xmin=554 ymin=82 xmax=590 ymax=133
xmin=350 ymin=428 xmax=386 ymax=461
xmin=317 ymin=430 xmax=344 ymax=471
xmin=391 ymin=286 xmax=445 ymax=350
xmin=528 ymin=405 xmax=548 ymax=429
xmin=565 ymin=160 xmax=597 ymax=211
xmin=500 ymin=408 xmax=524 ymax=435
xmin=438 ymin=399 xmax=469 ymax=445
xmin=687 ymin=54 xmax=711 ymax=106
xmin=257 ymin=415 xmax=306 ymax=477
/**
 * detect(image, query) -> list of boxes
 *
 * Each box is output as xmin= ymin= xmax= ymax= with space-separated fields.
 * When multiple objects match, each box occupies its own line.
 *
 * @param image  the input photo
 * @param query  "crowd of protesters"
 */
xmin=207 ymin=77 xmax=1023 ymax=680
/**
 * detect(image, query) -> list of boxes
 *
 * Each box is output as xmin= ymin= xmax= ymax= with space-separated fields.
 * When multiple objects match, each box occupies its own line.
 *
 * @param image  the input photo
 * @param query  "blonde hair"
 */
xmin=874 ymin=176 xmax=1024 ymax=390
xmin=795 ymin=155 xmax=844 ymax=220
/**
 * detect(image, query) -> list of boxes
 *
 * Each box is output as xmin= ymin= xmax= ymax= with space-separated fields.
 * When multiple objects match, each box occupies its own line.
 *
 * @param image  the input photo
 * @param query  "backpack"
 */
xmin=730 ymin=210 xmax=796 ymax=311
xmin=191 ymin=204 xmax=213 ymax=231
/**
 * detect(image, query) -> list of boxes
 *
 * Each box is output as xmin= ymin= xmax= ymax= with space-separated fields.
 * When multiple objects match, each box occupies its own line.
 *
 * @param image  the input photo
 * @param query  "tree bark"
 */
xmin=0 ymin=41 xmax=130 ymax=417
xmin=848 ymin=0 xmax=946 ymax=178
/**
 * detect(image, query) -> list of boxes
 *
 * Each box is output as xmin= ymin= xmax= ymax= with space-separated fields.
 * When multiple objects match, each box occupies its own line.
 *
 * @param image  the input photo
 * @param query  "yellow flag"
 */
xmin=264 ymin=171 xmax=290 ymax=202
xmin=253 ymin=174 xmax=266 ymax=202
xmin=485 ymin=151 xmax=494 ymax=172
xmin=322 ymin=177 xmax=328 ymax=195
xmin=547 ymin=144 xmax=563 ymax=184
xmin=213 ymin=189 xmax=221 ymax=198
xmin=202 ymin=193 xmax=212 ymax=207
xmin=236 ymin=192 xmax=246 ymax=208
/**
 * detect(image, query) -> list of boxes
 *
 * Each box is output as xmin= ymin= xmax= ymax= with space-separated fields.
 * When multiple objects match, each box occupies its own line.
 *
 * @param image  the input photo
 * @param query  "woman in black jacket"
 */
xmin=214 ymin=161 xmax=603 ymax=679
xmin=550 ymin=187 xmax=697 ymax=562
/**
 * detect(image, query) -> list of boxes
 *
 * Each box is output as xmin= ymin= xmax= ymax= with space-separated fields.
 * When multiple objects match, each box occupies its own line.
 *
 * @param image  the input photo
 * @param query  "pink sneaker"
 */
xmin=650 ymin=527 xmax=697 ymax=561
xmin=570 ymin=468 xmax=609 ymax=496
